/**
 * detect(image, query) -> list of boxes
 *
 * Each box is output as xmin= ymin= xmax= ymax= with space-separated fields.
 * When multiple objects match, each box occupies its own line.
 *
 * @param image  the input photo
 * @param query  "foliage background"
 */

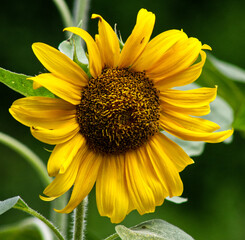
xmin=0 ymin=0 xmax=245 ymax=239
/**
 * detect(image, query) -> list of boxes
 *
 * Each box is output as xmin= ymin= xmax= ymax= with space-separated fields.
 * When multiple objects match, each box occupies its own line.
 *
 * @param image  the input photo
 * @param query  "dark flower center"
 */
xmin=76 ymin=68 xmax=160 ymax=155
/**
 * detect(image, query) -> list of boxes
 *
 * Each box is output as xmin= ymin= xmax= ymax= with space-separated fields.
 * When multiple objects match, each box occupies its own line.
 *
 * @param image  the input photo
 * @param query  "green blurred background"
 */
xmin=1 ymin=0 xmax=245 ymax=239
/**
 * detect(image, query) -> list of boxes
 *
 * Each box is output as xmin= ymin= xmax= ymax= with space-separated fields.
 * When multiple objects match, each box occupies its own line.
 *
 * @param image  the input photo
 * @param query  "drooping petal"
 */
xmin=159 ymin=87 xmax=217 ymax=116
xmin=32 ymin=42 xmax=88 ymax=86
xmin=64 ymin=27 xmax=102 ymax=78
xmin=137 ymin=146 xmax=168 ymax=205
xmin=47 ymin=133 xmax=86 ymax=177
xmin=9 ymin=97 xmax=76 ymax=129
xmin=92 ymin=14 xmax=120 ymax=68
xmin=42 ymin=147 xmax=81 ymax=198
xmin=39 ymin=196 xmax=57 ymax=201
xmin=147 ymin=37 xmax=202 ymax=80
xmin=125 ymin=148 xmax=156 ymax=215
xmin=150 ymin=133 xmax=194 ymax=172
xmin=146 ymin=133 xmax=192 ymax=197
xmin=31 ymin=119 xmax=79 ymax=145
xmin=202 ymin=44 xmax=212 ymax=50
xmin=160 ymin=113 xmax=234 ymax=142
xmin=56 ymin=148 xmax=102 ymax=213
xmin=154 ymin=50 xmax=207 ymax=89
xmin=132 ymin=29 xmax=187 ymax=72
xmin=29 ymin=73 xmax=82 ymax=105
xmin=96 ymin=154 xmax=129 ymax=223
xmin=118 ymin=9 xmax=155 ymax=68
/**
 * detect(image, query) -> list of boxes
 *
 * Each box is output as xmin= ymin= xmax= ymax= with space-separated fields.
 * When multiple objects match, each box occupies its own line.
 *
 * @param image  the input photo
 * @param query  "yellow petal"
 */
xmin=161 ymin=102 xmax=211 ymax=116
xmin=92 ymin=14 xmax=120 ymax=68
xmin=161 ymin=110 xmax=220 ymax=133
xmin=125 ymin=148 xmax=156 ymax=215
xmin=150 ymin=133 xmax=194 ymax=172
xmin=146 ymin=133 xmax=187 ymax=197
xmin=96 ymin=154 xmax=129 ymax=223
xmin=159 ymin=87 xmax=217 ymax=116
xmin=29 ymin=73 xmax=82 ymax=105
xmin=132 ymin=29 xmax=187 ymax=72
xmin=64 ymin=27 xmax=102 ymax=78
xmin=32 ymin=42 xmax=88 ymax=86
xmin=40 ymin=195 xmax=57 ymax=201
xmin=118 ymin=9 xmax=155 ymax=68
xmin=202 ymin=44 xmax=212 ymax=50
xmin=160 ymin=113 xmax=234 ymax=143
xmin=160 ymin=87 xmax=217 ymax=107
xmin=47 ymin=133 xmax=86 ymax=177
xmin=9 ymin=97 xmax=76 ymax=129
xmin=147 ymin=37 xmax=202 ymax=79
xmin=42 ymin=148 xmax=81 ymax=198
xmin=137 ymin=146 xmax=168 ymax=206
xmin=56 ymin=149 xmax=102 ymax=213
xmin=31 ymin=120 xmax=79 ymax=145
xmin=33 ymin=81 xmax=42 ymax=90
xmin=154 ymin=50 xmax=206 ymax=89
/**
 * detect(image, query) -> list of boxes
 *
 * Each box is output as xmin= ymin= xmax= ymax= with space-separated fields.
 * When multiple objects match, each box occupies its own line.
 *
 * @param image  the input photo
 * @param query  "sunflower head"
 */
xmin=9 ymin=8 xmax=233 ymax=223
xmin=76 ymin=67 xmax=160 ymax=154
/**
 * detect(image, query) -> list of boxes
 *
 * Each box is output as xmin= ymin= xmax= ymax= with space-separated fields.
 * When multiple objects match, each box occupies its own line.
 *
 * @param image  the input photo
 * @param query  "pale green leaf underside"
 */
xmin=0 ymin=196 xmax=27 ymax=215
xmin=198 ymin=54 xmax=245 ymax=114
xmin=165 ymin=196 xmax=188 ymax=204
xmin=0 ymin=67 xmax=55 ymax=98
xmin=115 ymin=219 xmax=194 ymax=240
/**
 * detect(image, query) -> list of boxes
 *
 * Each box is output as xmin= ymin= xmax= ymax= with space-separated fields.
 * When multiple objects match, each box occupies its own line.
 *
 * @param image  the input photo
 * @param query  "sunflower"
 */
xmin=9 ymin=9 xmax=233 ymax=223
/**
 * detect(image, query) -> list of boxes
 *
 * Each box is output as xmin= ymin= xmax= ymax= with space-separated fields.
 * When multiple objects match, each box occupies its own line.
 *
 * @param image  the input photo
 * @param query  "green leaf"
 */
xmin=0 ymin=196 xmax=64 ymax=240
xmin=0 ymin=197 xmax=21 ymax=215
xmin=207 ymin=54 xmax=245 ymax=83
xmin=115 ymin=219 xmax=194 ymax=240
xmin=0 ymin=67 xmax=55 ymax=98
xmin=59 ymin=32 xmax=89 ymax=74
xmin=165 ymin=196 xmax=188 ymax=204
xmin=197 ymin=54 xmax=245 ymax=132
xmin=0 ymin=217 xmax=53 ymax=240
xmin=232 ymin=102 xmax=245 ymax=131
xmin=0 ymin=196 xmax=32 ymax=215
xmin=197 ymin=54 xmax=245 ymax=113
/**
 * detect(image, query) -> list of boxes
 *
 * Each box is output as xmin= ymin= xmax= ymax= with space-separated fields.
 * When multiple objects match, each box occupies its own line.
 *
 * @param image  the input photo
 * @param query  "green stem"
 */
xmin=73 ymin=0 xmax=91 ymax=30
xmin=72 ymin=196 xmax=88 ymax=240
xmin=14 ymin=205 xmax=65 ymax=240
xmin=0 ymin=132 xmax=51 ymax=186
xmin=104 ymin=233 xmax=119 ymax=240
xmin=51 ymin=192 xmax=69 ymax=237
xmin=52 ymin=0 xmax=73 ymax=27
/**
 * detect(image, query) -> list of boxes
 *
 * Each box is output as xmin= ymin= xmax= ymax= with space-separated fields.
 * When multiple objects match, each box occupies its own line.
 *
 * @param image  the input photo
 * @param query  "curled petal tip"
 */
xmin=202 ymin=44 xmax=212 ymax=51
xmin=39 ymin=195 xmax=57 ymax=201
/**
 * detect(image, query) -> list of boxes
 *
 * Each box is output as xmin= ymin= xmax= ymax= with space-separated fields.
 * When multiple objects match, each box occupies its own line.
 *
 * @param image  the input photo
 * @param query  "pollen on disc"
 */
xmin=76 ymin=68 xmax=160 ymax=155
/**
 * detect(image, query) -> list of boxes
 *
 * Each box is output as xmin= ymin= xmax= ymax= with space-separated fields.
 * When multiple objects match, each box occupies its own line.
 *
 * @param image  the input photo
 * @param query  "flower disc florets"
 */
xmin=76 ymin=68 xmax=160 ymax=154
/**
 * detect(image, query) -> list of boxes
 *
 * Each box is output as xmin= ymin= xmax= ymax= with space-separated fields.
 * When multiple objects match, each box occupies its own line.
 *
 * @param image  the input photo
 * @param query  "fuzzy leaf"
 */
xmin=115 ymin=219 xmax=194 ymax=240
xmin=0 ymin=67 xmax=55 ymax=98
xmin=0 ymin=196 xmax=28 ymax=215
